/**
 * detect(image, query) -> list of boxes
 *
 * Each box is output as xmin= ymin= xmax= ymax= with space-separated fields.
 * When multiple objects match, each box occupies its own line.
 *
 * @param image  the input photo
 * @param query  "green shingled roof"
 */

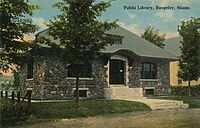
xmin=164 ymin=37 xmax=182 ymax=57
xmin=102 ymin=27 xmax=176 ymax=59
xmin=37 ymin=27 xmax=176 ymax=59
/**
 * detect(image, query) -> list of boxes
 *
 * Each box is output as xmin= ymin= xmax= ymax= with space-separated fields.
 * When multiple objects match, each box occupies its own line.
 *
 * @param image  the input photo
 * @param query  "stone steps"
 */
xmin=104 ymin=87 xmax=143 ymax=99
xmin=113 ymin=87 xmax=143 ymax=99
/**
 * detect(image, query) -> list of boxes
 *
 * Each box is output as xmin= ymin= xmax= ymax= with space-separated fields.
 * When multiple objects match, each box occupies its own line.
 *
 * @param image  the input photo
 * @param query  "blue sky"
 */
xmin=27 ymin=0 xmax=200 ymax=39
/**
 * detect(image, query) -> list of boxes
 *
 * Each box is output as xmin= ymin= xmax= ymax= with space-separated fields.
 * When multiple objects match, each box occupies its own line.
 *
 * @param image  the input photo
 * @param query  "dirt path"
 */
xmin=13 ymin=109 xmax=200 ymax=128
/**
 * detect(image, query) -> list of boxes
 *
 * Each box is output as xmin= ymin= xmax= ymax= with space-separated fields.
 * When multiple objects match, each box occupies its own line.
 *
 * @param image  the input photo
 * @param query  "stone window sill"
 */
xmin=140 ymin=79 xmax=158 ymax=82
xmin=109 ymin=84 xmax=126 ymax=87
xmin=144 ymin=87 xmax=155 ymax=89
xmin=26 ymin=78 xmax=34 ymax=81
xmin=66 ymin=77 xmax=93 ymax=80
xmin=72 ymin=88 xmax=89 ymax=90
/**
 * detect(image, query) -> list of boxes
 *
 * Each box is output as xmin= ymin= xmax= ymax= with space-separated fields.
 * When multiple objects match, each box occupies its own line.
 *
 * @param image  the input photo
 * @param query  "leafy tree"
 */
xmin=0 ymin=0 xmax=39 ymax=76
xmin=178 ymin=17 xmax=200 ymax=96
xmin=40 ymin=0 xmax=121 ymax=107
xmin=141 ymin=26 xmax=166 ymax=48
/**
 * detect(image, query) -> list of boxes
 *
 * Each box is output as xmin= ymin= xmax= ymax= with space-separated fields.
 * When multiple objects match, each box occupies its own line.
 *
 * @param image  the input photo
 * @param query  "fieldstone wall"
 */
xmin=128 ymin=59 xmax=141 ymax=88
xmin=18 ymin=57 xmax=46 ymax=99
xmin=43 ymin=57 xmax=108 ymax=99
xmin=19 ymin=53 xmax=171 ymax=99
xmin=19 ymin=55 xmax=108 ymax=99
xmin=128 ymin=57 xmax=170 ymax=95
xmin=156 ymin=60 xmax=170 ymax=95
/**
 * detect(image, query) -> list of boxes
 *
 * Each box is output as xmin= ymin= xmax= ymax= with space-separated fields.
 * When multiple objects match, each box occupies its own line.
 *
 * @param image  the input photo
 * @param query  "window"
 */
xmin=27 ymin=60 xmax=34 ymax=79
xmin=141 ymin=63 xmax=157 ymax=79
xmin=74 ymin=90 xmax=87 ymax=98
xmin=67 ymin=64 xmax=92 ymax=78
xmin=145 ymin=89 xmax=154 ymax=95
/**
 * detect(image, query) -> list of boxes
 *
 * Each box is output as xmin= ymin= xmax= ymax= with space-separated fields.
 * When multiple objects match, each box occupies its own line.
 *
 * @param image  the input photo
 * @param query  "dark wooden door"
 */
xmin=109 ymin=60 xmax=125 ymax=84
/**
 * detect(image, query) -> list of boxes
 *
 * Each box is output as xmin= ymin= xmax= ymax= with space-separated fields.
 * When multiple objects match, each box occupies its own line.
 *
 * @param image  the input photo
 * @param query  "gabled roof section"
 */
xmin=164 ymin=37 xmax=182 ymax=57
xmin=36 ymin=29 xmax=61 ymax=47
xmin=36 ymin=27 xmax=176 ymax=59
xmin=102 ymin=27 xmax=176 ymax=59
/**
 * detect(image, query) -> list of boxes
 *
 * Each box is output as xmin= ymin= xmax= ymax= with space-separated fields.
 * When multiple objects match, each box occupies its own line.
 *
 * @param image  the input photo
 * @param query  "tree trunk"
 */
xmin=188 ymin=77 xmax=191 ymax=96
xmin=27 ymin=89 xmax=32 ymax=109
xmin=75 ymin=76 xmax=80 ymax=108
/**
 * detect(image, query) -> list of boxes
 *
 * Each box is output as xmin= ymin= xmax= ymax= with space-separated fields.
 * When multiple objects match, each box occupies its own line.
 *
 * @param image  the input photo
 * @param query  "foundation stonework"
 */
xmin=128 ymin=57 xmax=170 ymax=95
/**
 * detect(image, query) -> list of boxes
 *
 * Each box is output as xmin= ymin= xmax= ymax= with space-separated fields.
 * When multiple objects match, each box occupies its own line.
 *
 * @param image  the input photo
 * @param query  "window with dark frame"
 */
xmin=141 ymin=63 xmax=157 ymax=79
xmin=74 ymin=90 xmax=87 ymax=98
xmin=27 ymin=60 xmax=34 ymax=79
xmin=67 ymin=64 xmax=92 ymax=78
xmin=145 ymin=89 xmax=154 ymax=95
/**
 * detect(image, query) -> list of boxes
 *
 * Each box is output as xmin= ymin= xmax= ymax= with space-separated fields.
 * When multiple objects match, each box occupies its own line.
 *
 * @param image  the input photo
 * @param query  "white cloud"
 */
xmin=180 ymin=18 xmax=193 ymax=22
xmin=118 ymin=21 xmax=179 ymax=39
xmin=150 ymin=0 xmax=192 ymax=6
xmin=118 ymin=21 xmax=142 ymax=36
xmin=32 ymin=17 xmax=48 ymax=30
xmin=125 ymin=11 xmax=136 ymax=19
xmin=150 ymin=0 xmax=168 ymax=6
xmin=155 ymin=11 xmax=174 ymax=21
xmin=165 ymin=32 xmax=179 ymax=39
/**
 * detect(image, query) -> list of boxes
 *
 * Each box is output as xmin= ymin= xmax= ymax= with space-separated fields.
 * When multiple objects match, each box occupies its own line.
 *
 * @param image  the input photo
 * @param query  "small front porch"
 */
xmin=104 ymin=53 xmax=144 ymax=99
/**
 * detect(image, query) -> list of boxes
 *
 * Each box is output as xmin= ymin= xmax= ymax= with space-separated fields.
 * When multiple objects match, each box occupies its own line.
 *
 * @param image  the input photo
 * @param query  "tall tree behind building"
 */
xmin=178 ymin=17 xmax=200 ymax=96
xmin=141 ymin=26 xmax=165 ymax=48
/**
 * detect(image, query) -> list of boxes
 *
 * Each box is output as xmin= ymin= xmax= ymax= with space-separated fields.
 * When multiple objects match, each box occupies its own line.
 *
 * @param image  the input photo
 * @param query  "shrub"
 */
xmin=0 ymin=99 xmax=30 ymax=126
xmin=171 ymin=85 xmax=200 ymax=96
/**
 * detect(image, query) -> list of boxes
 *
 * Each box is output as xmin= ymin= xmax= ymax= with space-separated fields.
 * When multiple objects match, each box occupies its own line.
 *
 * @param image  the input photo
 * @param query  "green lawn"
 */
xmin=148 ymin=96 xmax=200 ymax=108
xmin=30 ymin=99 xmax=150 ymax=120
xmin=1 ymin=99 xmax=150 ymax=126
